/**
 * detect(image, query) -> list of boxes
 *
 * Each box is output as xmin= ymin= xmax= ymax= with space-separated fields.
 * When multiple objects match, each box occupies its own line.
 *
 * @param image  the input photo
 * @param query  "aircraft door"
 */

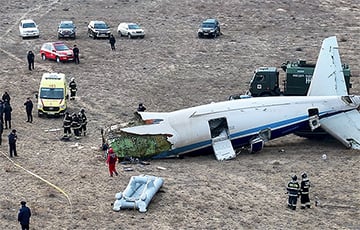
xmin=308 ymin=108 xmax=320 ymax=130
xmin=208 ymin=117 xmax=236 ymax=161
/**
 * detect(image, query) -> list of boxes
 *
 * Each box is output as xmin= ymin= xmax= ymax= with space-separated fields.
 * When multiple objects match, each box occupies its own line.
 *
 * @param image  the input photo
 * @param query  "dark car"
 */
xmin=57 ymin=21 xmax=76 ymax=39
xmin=198 ymin=19 xmax=221 ymax=38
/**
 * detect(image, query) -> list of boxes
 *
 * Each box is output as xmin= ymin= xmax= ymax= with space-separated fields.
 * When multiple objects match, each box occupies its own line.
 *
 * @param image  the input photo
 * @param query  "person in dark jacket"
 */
xmin=0 ymin=121 xmax=3 ymax=145
xmin=109 ymin=34 xmax=116 ymax=51
xmin=300 ymin=172 xmax=311 ymax=209
xmin=137 ymin=103 xmax=146 ymax=112
xmin=69 ymin=78 xmax=77 ymax=100
xmin=287 ymin=175 xmax=300 ymax=210
xmin=18 ymin=201 xmax=31 ymax=230
xmin=73 ymin=45 xmax=80 ymax=64
xmin=27 ymin=51 xmax=35 ymax=71
xmin=24 ymin=98 xmax=33 ymax=123
xmin=3 ymin=101 xmax=12 ymax=129
xmin=71 ymin=113 xmax=81 ymax=139
xmin=79 ymin=108 xmax=87 ymax=136
xmin=2 ymin=91 xmax=10 ymax=104
xmin=63 ymin=112 xmax=72 ymax=138
xmin=0 ymin=100 xmax=4 ymax=125
xmin=8 ymin=129 xmax=17 ymax=157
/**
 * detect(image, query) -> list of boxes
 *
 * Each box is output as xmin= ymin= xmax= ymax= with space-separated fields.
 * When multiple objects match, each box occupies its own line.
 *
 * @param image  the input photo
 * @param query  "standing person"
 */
xmin=300 ymin=172 xmax=311 ymax=209
xmin=69 ymin=78 xmax=77 ymax=100
xmin=79 ymin=108 xmax=87 ymax=136
xmin=109 ymin=34 xmax=116 ymax=51
xmin=71 ymin=113 xmax=81 ymax=139
xmin=63 ymin=112 xmax=72 ymax=138
xmin=24 ymin=98 xmax=33 ymax=123
xmin=2 ymin=91 xmax=10 ymax=104
xmin=18 ymin=201 xmax=31 ymax=230
xmin=287 ymin=175 xmax=300 ymax=210
xmin=73 ymin=45 xmax=80 ymax=64
xmin=137 ymin=103 xmax=146 ymax=112
xmin=27 ymin=51 xmax=35 ymax=71
xmin=0 ymin=100 xmax=4 ymax=125
xmin=0 ymin=121 xmax=3 ymax=145
xmin=8 ymin=129 xmax=17 ymax=157
xmin=106 ymin=148 xmax=118 ymax=177
xmin=3 ymin=101 xmax=12 ymax=129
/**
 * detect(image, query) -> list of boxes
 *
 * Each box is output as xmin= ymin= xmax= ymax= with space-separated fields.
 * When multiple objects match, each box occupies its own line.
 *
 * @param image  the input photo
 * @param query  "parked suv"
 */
xmin=117 ymin=23 xmax=145 ymax=39
xmin=58 ymin=21 xmax=76 ymax=39
xmin=87 ymin=21 xmax=111 ymax=39
xmin=19 ymin=19 xmax=40 ymax=38
xmin=40 ymin=41 xmax=74 ymax=63
xmin=197 ymin=19 xmax=220 ymax=38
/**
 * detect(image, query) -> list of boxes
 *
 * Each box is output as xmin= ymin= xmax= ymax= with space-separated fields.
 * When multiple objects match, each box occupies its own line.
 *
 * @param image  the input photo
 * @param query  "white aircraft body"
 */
xmin=109 ymin=36 xmax=360 ymax=160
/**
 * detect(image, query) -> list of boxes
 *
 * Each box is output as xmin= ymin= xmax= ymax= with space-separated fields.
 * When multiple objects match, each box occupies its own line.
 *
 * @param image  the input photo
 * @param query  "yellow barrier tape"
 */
xmin=1 ymin=151 xmax=72 ymax=206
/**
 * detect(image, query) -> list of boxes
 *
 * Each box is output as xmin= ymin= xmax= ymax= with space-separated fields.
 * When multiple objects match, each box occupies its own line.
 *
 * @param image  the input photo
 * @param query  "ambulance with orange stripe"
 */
xmin=37 ymin=73 xmax=68 ymax=116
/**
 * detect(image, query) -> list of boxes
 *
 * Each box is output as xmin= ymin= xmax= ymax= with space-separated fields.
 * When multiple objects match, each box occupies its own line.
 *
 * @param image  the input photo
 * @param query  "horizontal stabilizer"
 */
xmin=320 ymin=110 xmax=360 ymax=149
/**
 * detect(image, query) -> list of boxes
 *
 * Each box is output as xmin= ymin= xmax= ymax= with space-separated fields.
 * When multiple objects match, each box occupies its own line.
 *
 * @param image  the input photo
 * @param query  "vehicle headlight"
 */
xmin=38 ymin=103 xmax=43 ymax=109
xmin=60 ymin=104 xmax=66 ymax=109
xmin=198 ymin=28 xmax=203 ymax=33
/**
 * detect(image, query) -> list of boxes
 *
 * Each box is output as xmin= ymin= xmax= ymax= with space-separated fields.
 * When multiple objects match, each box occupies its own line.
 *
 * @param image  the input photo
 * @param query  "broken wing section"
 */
xmin=107 ymin=112 xmax=176 ymax=159
xmin=320 ymin=109 xmax=360 ymax=149
xmin=307 ymin=36 xmax=348 ymax=96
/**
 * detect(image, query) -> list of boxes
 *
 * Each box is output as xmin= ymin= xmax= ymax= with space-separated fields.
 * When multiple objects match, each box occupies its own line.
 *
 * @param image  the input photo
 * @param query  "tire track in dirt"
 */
xmin=0 ymin=0 xmax=60 ymax=72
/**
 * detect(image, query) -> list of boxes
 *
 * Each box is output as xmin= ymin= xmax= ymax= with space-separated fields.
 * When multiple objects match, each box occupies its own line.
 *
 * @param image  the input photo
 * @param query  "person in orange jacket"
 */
xmin=106 ymin=148 xmax=118 ymax=177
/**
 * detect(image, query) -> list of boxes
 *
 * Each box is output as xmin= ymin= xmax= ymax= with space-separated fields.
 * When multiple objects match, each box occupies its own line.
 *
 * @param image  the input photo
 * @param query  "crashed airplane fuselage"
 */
xmin=107 ymin=36 xmax=360 ymax=160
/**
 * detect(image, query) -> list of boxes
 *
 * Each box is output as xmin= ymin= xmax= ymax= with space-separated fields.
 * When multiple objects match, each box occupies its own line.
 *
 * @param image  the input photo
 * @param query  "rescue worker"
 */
xmin=300 ymin=172 xmax=311 ymax=209
xmin=27 ymin=50 xmax=35 ymax=71
xmin=69 ymin=78 xmax=77 ymax=100
xmin=137 ymin=103 xmax=146 ymax=112
xmin=106 ymin=148 xmax=118 ymax=177
xmin=71 ymin=113 xmax=82 ymax=139
xmin=8 ymin=129 xmax=17 ymax=157
xmin=0 ymin=100 xmax=4 ymax=125
xmin=79 ymin=108 xmax=87 ymax=136
xmin=63 ymin=112 xmax=72 ymax=138
xmin=287 ymin=175 xmax=300 ymax=210
xmin=73 ymin=45 xmax=80 ymax=64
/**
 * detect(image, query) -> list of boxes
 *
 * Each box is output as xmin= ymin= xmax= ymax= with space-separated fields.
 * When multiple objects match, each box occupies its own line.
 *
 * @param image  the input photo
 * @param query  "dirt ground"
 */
xmin=0 ymin=0 xmax=359 ymax=229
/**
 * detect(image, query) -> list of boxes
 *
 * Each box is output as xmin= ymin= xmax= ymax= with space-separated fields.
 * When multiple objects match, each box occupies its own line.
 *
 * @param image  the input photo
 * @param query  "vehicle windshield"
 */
xmin=54 ymin=44 xmax=70 ymax=51
xmin=94 ymin=23 xmax=108 ymax=29
xmin=60 ymin=23 xmax=74 ymax=29
xmin=202 ymin=22 xmax=216 ymax=29
xmin=23 ymin=23 xmax=36 ymax=28
xmin=128 ymin=24 xmax=140 ymax=29
xmin=40 ymin=88 xmax=64 ymax=99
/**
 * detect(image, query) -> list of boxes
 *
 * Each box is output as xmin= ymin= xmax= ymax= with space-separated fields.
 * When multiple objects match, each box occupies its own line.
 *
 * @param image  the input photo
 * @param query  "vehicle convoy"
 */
xmin=37 ymin=73 xmax=68 ymax=117
xmin=247 ymin=60 xmax=352 ymax=97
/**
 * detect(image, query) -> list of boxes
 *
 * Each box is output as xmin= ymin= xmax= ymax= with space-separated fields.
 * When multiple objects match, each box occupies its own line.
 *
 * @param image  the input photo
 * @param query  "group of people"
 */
xmin=63 ymin=108 xmax=87 ymax=139
xmin=287 ymin=172 xmax=311 ymax=210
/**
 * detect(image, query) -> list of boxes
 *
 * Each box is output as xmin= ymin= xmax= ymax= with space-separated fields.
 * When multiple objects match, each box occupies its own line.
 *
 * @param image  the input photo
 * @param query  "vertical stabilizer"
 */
xmin=307 ymin=36 xmax=348 ymax=96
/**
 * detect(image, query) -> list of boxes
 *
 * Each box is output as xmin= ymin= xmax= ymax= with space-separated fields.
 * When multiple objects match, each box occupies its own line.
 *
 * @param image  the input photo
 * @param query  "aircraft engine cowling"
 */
xmin=250 ymin=137 xmax=264 ymax=153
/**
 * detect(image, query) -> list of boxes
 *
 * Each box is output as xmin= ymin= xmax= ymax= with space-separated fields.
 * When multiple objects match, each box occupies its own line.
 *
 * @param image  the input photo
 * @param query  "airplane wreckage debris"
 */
xmin=103 ymin=117 xmax=172 ymax=160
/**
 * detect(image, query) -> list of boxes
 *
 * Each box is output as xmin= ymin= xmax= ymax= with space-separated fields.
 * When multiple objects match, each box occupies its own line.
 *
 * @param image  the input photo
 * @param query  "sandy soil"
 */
xmin=0 ymin=0 xmax=359 ymax=229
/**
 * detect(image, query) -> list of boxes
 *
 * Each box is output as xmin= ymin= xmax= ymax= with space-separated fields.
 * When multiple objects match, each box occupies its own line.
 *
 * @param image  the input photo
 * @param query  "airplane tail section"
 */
xmin=307 ymin=36 xmax=348 ymax=96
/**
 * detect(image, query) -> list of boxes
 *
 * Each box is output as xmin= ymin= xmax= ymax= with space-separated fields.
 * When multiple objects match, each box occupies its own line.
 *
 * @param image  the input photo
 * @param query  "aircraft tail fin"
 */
xmin=307 ymin=36 xmax=348 ymax=96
